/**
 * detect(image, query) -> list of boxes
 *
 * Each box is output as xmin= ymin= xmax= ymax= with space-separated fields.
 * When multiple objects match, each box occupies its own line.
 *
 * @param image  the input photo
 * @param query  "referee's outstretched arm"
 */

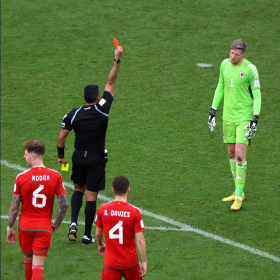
xmin=104 ymin=46 xmax=123 ymax=96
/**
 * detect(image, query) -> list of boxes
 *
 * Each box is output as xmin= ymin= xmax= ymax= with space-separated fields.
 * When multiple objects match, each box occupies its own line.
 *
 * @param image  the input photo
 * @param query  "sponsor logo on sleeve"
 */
xmin=240 ymin=72 xmax=245 ymax=78
xmin=254 ymin=79 xmax=260 ymax=87
xmin=99 ymin=98 xmax=106 ymax=106
xmin=61 ymin=122 xmax=65 ymax=128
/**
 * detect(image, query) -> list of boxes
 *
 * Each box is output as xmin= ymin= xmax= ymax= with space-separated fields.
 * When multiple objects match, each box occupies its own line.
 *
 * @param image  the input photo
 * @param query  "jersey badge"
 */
xmin=254 ymin=79 xmax=260 ymax=87
xmin=240 ymin=72 xmax=245 ymax=78
xmin=99 ymin=98 xmax=107 ymax=106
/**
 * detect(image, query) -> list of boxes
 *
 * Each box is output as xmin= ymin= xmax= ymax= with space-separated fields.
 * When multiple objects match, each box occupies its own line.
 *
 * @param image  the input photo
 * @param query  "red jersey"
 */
xmin=95 ymin=201 xmax=145 ymax=270
xmin=13 ymin=167 xmax=66 ymax=233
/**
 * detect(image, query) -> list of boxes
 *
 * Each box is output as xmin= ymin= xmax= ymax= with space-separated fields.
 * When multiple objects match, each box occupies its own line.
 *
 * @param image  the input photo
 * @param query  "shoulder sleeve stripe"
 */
xmin=127 ymin=203 xmax=142 ymax=213
xmin=48 ymin=168 xmax=61 ymax=175
xmin=221 ymin=58 xmax=230 ymax=65
xmin=94 ymin=105 xmax=109 ymax=117
xmin=247 ymin=64 xmax=259 ymax=80
xmin=71 ymin=107 xmax=82 ymax=125
xmin=15 ymin=168 xmax=31 ymax=179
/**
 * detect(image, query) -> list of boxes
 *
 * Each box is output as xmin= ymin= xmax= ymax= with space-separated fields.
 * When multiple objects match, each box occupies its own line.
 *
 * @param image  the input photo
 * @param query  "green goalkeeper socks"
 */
xmin=236 ymin=161 xmax=247 ymax=198
xmin=229 ymin=158 xmax=237 ymax=190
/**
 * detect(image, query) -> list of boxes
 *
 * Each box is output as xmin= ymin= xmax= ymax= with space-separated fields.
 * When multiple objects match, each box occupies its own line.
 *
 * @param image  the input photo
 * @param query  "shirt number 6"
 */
xmin=32 ymin=185 xmax=47 ymax=208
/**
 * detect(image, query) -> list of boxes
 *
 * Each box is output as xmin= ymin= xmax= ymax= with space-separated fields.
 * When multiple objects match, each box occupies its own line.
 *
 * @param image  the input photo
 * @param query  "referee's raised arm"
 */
xmin=104 ymin=46 xmax=123 ymax=96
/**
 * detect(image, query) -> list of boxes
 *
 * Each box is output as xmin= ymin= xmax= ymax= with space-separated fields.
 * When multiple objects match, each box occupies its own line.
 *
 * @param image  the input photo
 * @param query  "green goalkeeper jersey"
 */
xmin=213 ymin=58 xmax=261 ymax=122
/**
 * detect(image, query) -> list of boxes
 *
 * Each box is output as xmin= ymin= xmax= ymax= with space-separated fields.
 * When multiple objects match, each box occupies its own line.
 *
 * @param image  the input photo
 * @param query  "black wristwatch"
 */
xmin=114 ymin=59 xmax=120 ymax=64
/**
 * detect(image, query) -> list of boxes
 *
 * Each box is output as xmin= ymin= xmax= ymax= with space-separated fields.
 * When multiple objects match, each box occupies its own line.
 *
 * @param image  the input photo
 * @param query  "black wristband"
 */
xmin=57 ymin=146 xmax=65 ymax=158
xmin=114 ymin=59 xmax=120 ymax=64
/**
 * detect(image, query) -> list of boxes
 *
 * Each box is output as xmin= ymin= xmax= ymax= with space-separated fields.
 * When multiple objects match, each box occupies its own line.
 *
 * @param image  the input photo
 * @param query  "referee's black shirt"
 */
xmin=61 ymin=91 xmax=113 ymax=153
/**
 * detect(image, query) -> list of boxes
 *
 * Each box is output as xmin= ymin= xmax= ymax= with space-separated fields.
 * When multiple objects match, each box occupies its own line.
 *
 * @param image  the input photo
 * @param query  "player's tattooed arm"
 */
xmin=52 ymin=194 xmax=69 ymax=229
xmin=8 ymin=195 xmax=21 ymax=228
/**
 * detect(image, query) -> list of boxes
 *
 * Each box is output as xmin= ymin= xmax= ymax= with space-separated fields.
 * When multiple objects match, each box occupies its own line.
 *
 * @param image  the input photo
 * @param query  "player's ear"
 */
xmin=112 ymin=187 xmax=114 ymax=194
xmin=127 ymin=187 xmax=130 ymax=194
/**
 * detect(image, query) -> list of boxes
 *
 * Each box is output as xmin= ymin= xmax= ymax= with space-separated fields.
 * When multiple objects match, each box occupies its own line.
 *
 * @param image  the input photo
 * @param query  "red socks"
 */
xmin=31 ymin=265 xmax=44 ymax=280
xmin=24 ymin=259 xmax=32 ymax=280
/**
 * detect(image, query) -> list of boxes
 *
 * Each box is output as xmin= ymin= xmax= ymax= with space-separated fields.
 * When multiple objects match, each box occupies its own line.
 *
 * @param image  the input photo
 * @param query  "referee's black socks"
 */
xmin=71 ymin=191 xmax=84 ymax=225
xmin=84 ymin=201 xmax=96 ymax=237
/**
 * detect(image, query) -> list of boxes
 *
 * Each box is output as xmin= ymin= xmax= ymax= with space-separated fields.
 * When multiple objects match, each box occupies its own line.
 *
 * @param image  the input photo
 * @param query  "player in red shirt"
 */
xmin=95 ymin=176 xmax=147 ymax=279
xmin=6 ymin=140 xmax=69 ymax=280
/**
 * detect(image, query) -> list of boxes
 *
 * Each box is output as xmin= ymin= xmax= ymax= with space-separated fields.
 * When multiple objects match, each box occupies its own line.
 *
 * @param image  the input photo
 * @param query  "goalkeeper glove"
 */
xmin=244 ymin=115 xmax=259 ymax=139
xmin=208 ymin=107 xmax=217 ymax=132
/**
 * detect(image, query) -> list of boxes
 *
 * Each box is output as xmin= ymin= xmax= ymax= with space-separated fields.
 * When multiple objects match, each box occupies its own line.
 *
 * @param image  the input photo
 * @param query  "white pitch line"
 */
xmin=1 ymin=160 xmax=280 ymax=263
xmin=0 ymin=216 xmax=179 ymax=232
xmin=196 ymin=63 xmax=213 ymax=67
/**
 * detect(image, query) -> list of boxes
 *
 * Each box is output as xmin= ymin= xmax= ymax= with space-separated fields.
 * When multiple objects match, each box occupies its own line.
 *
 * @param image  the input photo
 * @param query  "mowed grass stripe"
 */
xmin=2 ymin=159 xmax=280 ymax=263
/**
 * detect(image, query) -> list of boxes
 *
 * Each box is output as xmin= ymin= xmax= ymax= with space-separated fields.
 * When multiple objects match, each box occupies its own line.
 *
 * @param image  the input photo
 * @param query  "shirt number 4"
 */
xmin=109 ymin=221 xmax=123 ymax=244
xmin=32 ymin=185 xmax=47 ymax=208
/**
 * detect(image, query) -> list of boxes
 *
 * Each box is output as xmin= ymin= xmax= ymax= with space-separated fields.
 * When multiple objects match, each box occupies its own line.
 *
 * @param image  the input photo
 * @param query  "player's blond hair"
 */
xmin=231 ymin=39 xmax=247 ymax=53
xmin=23 ymin=140 xmax=45 ymax=155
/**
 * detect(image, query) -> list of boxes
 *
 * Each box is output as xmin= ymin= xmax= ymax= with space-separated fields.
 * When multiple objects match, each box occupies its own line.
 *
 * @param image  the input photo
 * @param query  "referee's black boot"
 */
xmin=82 ymin=234 xmax=96 ymax=245
xmin=68 ymin=223 xmax=78 ymax=241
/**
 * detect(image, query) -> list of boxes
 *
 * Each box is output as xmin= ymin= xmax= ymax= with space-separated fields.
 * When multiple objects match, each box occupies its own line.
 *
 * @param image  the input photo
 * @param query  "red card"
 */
xmin=113 ymin=38 xmax=119 ymax=47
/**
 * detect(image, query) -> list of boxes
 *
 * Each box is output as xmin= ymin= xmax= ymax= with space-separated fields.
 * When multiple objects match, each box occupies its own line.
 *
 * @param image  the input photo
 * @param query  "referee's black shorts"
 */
xmin=71 ymin=149 xmax=106 ymax=192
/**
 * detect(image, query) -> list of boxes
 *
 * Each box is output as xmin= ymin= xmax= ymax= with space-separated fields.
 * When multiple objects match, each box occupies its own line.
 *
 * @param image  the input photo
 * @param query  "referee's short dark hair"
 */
xmin=84 ymin=85 xmax=100 ymax=103
xmin=23 ymin=140 xmax=45 ymax=156
xmin=113 ymin=176 xmax=130 ymax=196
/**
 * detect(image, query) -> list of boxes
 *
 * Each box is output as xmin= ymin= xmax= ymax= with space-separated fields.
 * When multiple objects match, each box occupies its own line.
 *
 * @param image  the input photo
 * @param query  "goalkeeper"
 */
xmin=208 ymin=39 xmax=261 ymax=211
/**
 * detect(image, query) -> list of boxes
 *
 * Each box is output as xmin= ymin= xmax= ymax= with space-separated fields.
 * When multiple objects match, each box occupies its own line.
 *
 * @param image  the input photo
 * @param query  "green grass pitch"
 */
xmin=1 ymin=0 xmax=280 ymax=279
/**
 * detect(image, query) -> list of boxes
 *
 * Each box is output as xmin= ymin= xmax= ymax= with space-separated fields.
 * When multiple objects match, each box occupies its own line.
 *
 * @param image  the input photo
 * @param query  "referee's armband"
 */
xmin=58 ymin=146 xmax=65 ymax=158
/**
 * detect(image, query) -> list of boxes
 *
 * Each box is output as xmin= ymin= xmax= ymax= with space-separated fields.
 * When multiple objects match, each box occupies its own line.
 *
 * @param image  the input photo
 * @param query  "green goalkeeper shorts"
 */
xmin=223 ymin=120 xmax=249 ymax=145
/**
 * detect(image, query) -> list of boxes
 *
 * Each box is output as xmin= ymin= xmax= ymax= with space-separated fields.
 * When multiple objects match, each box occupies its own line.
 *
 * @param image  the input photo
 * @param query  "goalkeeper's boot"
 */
xmin=222 ymin=192 xmax=245 ymax=202
xmin=230 ymin=198 xmax=242 ymax=211
xmin=82 ymin=234 xmax=96 ymax=245
xmin=68 ymin=223 xmax=77 ymax=241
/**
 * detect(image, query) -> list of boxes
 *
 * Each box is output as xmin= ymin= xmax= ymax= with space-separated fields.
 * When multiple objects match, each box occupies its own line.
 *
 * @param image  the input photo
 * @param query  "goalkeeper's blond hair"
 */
xmin=231 ymin=39 xmax=247 ymax=53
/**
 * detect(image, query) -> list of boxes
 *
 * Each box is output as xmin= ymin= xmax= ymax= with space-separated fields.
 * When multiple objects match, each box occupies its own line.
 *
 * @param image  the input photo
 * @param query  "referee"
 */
xmin=57 ymin=45 xmax=123 ymax=244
